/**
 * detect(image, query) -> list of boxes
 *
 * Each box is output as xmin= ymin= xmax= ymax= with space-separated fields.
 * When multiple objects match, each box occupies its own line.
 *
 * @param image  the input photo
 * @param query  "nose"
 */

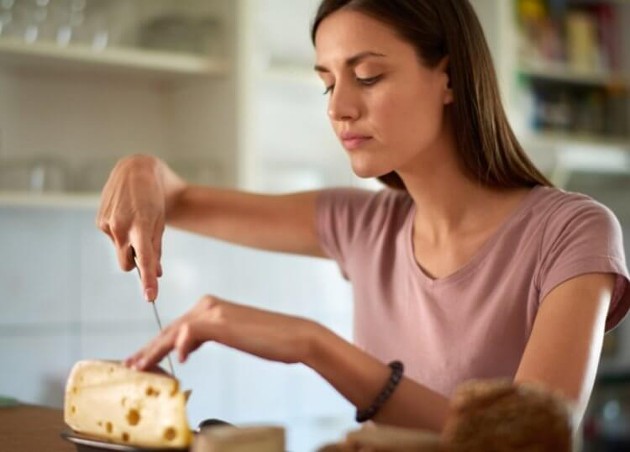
xmin=327 ymin=82 xmax=360 ymax=122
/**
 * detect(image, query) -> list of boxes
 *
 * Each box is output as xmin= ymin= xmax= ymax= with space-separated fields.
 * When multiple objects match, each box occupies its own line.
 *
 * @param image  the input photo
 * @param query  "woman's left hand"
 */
xmin=125 ymin=295 xmax=320 ymax=371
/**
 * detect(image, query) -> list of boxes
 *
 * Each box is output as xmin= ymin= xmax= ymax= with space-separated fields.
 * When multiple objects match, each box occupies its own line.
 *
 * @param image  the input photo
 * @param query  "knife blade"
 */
xmin=131 ymin=247 xmax=176 ymax=377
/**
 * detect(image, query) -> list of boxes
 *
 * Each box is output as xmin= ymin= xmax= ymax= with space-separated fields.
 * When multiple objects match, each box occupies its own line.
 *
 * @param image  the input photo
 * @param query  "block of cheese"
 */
xmin=318 ymin=425 xmax=443 ymax=452
xmin=192 ymin=425 xmax=285 ymax=452
xmin=64 ymin=360 xmax=192 ymax=448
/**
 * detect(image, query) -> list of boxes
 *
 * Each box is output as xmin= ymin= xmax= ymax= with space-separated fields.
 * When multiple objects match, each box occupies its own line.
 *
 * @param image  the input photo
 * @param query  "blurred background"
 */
xmin=0 ymin=0 xmax=628 ymax=450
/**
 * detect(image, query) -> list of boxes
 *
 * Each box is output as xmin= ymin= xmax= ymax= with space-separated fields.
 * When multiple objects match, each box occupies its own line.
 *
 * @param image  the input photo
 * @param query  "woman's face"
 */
xmin=314 ymin=10 xmax=453 ymax=179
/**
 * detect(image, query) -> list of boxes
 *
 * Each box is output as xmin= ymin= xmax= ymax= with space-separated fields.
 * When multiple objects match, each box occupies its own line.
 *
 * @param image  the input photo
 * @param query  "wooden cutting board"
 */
xmin=0 ymin=404 xmax=74 ymax=451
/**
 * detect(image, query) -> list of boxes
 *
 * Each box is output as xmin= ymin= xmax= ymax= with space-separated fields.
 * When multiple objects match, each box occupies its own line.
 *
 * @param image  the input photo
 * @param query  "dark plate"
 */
xmin=60 ymin=429 xmax=188 ymax=452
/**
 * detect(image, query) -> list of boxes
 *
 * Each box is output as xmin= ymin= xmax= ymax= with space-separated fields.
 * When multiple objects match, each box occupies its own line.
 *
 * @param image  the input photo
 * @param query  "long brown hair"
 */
xmin=311 ymin=0 xmax=552 ymax=190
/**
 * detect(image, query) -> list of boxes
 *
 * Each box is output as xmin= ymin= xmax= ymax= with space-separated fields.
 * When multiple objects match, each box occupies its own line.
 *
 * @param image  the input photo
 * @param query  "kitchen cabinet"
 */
xmin=0 ymin=0 xmax=372 ymax=208
xmin=0 ymin=0 xmax=239 ymax=203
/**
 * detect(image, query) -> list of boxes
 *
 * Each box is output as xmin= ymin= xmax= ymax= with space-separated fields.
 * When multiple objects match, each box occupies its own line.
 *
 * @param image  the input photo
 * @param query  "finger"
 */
xmin=116 ymin=245 xmax=135 ymax=272
xmin=141 ymin=336 xmax=177 ymax=371
xmin=110 ymin=220 xmax=135 ymax=272
xmin=96 ymin=216 xmax=112 ymax=237
xmin=97 ymin=220 xmax=118 ymax=248
xmin=174 ymin=324 xmax=198 ymax=364
xmin=124 ymin=351 xmax=143 ymax=368
xmin=130 ymin=240 xmax=159 ymax=301
xmin=146 ymin=365 xmax=170 ymax=376
xmin=152 ymin=222 xmax=164 ymax=278
xmin=124 ymin=338 xmax=157 ymax=368
xmin=125 ymin=340 xmax=159 ymax=368
xmin=127 ymin=333 xmax=176 ymax=371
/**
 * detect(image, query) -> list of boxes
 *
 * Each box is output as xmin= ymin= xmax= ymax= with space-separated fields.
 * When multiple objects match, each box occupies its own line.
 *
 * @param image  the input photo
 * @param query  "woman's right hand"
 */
xmin=96 ymin=155 xmax=185 ymax=301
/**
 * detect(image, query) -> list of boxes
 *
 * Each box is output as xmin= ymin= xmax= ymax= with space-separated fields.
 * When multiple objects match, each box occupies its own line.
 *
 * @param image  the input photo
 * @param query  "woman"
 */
xmin=97 ymin=0 xmax=629 ymax=432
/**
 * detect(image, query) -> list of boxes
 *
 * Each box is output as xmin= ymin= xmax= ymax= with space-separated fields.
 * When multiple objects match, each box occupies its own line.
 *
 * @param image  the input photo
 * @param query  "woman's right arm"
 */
xmin=168 ymin=178 xmax=325 ymax=257
xmin=96 ymin=155 xmax=326 ymax=300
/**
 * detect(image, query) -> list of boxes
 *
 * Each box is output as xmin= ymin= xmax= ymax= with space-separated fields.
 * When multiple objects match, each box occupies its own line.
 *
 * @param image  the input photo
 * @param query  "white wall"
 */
xmin=0 ymin=204 xmax=356 ymax=451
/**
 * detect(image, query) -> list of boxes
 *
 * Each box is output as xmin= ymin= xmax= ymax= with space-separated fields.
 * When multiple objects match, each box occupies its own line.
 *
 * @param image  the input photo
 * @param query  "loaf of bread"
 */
xmin=317 ymin=425 xmax=443 ymax=451
xmin=318 ymin=379 xmax=573 ymax=452
xmin=64 ymin=360 xmax=192 ymax=448
xmin=442 ymin=379 xmax=573 ymax=452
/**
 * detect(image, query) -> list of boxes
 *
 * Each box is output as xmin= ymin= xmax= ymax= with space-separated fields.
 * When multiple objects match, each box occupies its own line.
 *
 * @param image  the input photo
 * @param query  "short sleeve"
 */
xmin=537 ymin=198 xmax=630 ymax=331
xmin=315 ymin=188 xmax=377 ymax=280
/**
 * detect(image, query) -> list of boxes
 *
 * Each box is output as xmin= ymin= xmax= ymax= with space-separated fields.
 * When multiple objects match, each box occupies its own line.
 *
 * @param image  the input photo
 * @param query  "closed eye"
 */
xmin=356 ymin=75 xmax=382 ymax=86
xmin=323 ymin=75 xmax=382 ymax=95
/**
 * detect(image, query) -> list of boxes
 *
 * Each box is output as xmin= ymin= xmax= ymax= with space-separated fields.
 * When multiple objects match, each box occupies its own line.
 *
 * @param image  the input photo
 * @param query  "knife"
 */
xmin=131 ymin=247 xmax=176 ymax=377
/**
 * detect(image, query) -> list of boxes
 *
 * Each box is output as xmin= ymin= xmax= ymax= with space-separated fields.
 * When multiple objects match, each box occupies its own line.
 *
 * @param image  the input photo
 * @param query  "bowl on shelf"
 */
xmin=73 ymin=157 xmax=126 ymax=193
xmin=0 ymin=157 xmax=68 ymax=192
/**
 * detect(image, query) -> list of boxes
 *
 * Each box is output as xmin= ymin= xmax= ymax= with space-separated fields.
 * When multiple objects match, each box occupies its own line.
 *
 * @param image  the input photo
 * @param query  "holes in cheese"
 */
xmin=106 ymin=422 xmax=113 ymax=434
xmin=145 ymin=386 xmax=160 ymax=397
xmin=122 ymin=432 xmax=130 ymax=442
xmin=163 ymin=427 xmax=177 ymax=442
xmin=71 ymin=405 xmax=76 ymax=415
xmin=126 ymin=409 xmax=140 ymax=426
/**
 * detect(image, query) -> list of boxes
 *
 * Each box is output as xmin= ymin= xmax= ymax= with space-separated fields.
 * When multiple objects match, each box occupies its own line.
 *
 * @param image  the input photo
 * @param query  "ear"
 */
xmin=437 ymin=56 xmax=453 ymax=105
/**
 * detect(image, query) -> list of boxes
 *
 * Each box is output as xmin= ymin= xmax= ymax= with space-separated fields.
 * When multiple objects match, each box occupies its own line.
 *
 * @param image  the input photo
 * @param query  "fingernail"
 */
xmin=144 ymin=289 xmax=154 ymax=301
xmin=124 ymin=359 xmax=137 ymax=370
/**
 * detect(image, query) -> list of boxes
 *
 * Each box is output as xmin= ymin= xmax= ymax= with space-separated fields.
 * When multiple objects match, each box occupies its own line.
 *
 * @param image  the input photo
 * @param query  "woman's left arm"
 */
xmin=125 ymin=295 xmax=451 ymax=431
xmin=514 ymin=272 xmax=616 ymax=425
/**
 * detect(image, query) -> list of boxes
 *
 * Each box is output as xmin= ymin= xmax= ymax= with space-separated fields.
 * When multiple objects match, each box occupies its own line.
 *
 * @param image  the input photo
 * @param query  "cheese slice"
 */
xmin=192 ymin=425 xmax=285 ymax=452
xmin=64 ymin=360 xmax=192 ymax=448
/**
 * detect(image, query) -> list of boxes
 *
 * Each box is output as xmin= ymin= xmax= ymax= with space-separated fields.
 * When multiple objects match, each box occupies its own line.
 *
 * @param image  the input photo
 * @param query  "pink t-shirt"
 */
xmin=316 ymin=185 xmax=630 ymax=397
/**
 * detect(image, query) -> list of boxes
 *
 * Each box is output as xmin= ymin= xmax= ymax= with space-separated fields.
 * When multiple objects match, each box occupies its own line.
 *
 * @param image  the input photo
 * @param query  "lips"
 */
xmin=340 ymin=132 xmax=372 ymax=150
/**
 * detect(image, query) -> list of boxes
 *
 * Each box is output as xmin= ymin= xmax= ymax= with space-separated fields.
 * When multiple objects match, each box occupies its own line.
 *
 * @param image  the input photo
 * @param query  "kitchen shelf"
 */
xmin=0 ymin=38 xmax=230 ymax=80
xmin=261 ymin=62 xmax=320 ymax=86
xmin=0 ymin=192 xmax=100 ymax=209
xmin=537 ymin=134 xmax=630 ymax=186
xmin=555 ymin=146 xmax=630 ymax=174
xmin=518 ymin=61 xmax=629 ymax=88
xmin=526 ymin=130 xmax=630 ymax=151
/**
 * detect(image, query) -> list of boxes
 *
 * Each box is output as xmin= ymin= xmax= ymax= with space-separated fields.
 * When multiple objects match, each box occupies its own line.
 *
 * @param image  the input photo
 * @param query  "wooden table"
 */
xmin=0 ymin=404 xmax=74 ymax=451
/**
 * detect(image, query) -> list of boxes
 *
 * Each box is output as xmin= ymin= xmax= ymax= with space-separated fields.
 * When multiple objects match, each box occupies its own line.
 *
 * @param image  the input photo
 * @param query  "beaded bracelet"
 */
xmin=355 ymin=360 xmax=404 ymax=423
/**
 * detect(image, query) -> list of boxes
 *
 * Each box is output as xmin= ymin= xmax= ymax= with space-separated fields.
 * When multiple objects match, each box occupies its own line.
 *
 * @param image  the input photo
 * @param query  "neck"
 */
xmin=397 ymin=134 xmax=527 ymax=244
xmin=406 ymin=175 xmax=503 ymax=243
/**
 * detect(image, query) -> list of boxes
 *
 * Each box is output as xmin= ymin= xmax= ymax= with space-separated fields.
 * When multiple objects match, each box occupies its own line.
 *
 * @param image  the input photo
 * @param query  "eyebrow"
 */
xmin=314 ymin=51 xmax=386 ymax=73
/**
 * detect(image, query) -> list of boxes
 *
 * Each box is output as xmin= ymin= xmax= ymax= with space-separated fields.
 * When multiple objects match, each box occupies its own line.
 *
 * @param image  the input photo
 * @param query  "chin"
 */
xmin=351 ymin=167 xmax=381 ymax=179
xmin=350 ymin=159 xmax=390 ymax=180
